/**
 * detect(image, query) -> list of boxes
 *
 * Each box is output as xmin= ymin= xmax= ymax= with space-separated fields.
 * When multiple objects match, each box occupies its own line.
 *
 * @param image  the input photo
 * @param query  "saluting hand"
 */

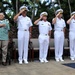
xmin=19 ymin=9 xmax=25 ymax=14
xmin=56 ymin=12 xmax=61 ymax=17
xmin=39 ymin=15 xmax=43 ymax=20
xmin=71 ymin=15 xmax=74 ymax=19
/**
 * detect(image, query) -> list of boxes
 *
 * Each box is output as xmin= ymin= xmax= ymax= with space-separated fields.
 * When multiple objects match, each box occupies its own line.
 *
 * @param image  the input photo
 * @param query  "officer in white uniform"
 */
xmin=13 ymin=6 xmax=33 ymax=64
xmin=52 ymin=9 xmax=66 ymax=62
xmin=67 ymin=12 xmax=75 ymax=60
xmin=34 ymin=12 xmax=52 ymax=63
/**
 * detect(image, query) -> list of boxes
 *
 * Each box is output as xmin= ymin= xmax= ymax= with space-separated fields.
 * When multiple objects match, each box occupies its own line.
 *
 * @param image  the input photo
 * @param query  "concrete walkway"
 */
xmin=0 ymin=58 xmax=75 ymax=75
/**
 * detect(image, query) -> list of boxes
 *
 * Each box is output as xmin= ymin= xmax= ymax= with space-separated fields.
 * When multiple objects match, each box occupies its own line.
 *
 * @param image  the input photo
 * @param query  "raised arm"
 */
xmin=34 ymin=16 xmax=42 ymax=25
xmin=67 ymin=15 xmax=74 ymax=24
xmin=52 ymin=12 xmax=61 ymax=24
xmin=13 ymin=9 xmax=25 ymax=22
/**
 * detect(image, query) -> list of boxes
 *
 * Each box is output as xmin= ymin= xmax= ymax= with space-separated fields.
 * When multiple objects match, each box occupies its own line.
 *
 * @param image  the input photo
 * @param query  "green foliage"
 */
xmin=0 ymin=0 xmax=75 ymax=27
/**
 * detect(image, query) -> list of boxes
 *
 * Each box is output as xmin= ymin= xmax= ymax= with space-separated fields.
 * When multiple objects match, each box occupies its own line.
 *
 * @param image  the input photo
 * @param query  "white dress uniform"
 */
xmin=37 ymin=20 xmax=52 ymax=62
xmin=69 ymin=12 xmax=75 ymax=60
xmin=17 ymin=15 xmax=33 ymax=63
xmin=54 ymin=17 xmax=66 ymax=61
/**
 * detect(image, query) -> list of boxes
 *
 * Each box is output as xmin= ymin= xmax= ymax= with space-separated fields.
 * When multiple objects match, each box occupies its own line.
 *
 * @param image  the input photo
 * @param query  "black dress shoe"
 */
xmin=2 ymin=62 xmax=7 ymax=66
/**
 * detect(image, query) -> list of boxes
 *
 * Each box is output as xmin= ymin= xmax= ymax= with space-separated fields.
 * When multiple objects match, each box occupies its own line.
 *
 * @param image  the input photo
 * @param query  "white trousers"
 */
xmin=54 ymin=31 xmax=64 ymax=59
xmin=39 ymin=34 xmax=49 ymax=60
xmin=18 ymin=30 xmax=29 ymax=61
xmin=69 ymin=31 xmax=75 ymax=59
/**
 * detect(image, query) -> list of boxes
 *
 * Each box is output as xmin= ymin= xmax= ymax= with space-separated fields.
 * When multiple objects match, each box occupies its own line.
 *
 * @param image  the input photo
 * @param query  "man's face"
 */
xmin=0 ymin=14 xmax=4 ymax=20
xmin=21 ymin=10 xmax=27 ymax=16
xmin=73 ymin=15 xmax=75 ymax=19
xmin=58 ymin=13 xmax=63 ymax=18
xmin=42 ymin=15 xmax=47 ymax=21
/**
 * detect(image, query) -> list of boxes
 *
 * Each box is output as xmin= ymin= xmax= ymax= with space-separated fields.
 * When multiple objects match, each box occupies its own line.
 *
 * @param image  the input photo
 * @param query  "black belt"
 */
xmin=55 ymin=30 xmax=63 ymax=31
xmin=41 ymin=34 xmax=48 ymax=36
xmin=45 ymin=34 xmax=47 ymax=36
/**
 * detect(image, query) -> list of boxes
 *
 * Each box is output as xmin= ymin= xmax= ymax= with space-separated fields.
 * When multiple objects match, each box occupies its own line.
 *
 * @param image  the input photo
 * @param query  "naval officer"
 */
xmin=52 ymin=9 xmax=66 ymax=62
xmin=34 ymin=12 xmax=52 ymax=63
xmin=67 ymin=11 xmax=75 ymax=60
xmin=14 ymin=6 xmax=33 ymax=64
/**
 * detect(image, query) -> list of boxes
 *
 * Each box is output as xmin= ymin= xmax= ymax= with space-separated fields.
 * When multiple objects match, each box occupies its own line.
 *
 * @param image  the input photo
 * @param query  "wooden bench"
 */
xmin=30 ymin=39 xmax=39 ymax=60
xmin=49 ymin=38 xmax=70 ymax=58
xmin=31 ymin=38 xmax=70 ymax=60
xmin=48 ymin=39 xmax=55 ymax=59
xmin=12 ymin=38 xmax=70 ymax=61
xmin=64 ymin=39 xmax=69 ymax=50
xmin=31 ymin=38 xmax=54 ymax=60
xmin=63 ymin=38 xmax=70 ymax=56
xmin=13 ymin=39 xmax=18 ymax=62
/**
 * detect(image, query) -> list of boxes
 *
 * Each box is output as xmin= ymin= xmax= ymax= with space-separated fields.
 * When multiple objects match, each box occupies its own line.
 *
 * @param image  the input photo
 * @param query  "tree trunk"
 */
xmin=58 ymin=0 xmax=61 ymax=8
xmin=68 ymin=0 xmax=71 ymax=16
